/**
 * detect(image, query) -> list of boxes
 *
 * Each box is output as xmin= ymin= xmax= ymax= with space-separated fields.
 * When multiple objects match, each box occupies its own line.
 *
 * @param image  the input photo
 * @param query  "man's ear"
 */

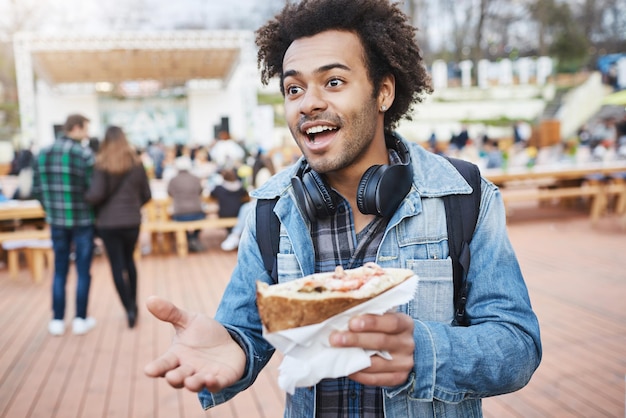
xmin=378 ymin=74 xmax=395 ymax=111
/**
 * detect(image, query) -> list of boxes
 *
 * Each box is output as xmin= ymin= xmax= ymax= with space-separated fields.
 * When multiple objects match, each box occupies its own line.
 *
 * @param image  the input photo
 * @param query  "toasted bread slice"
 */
xmin=256 ymin=263 xmax=414 ymax=332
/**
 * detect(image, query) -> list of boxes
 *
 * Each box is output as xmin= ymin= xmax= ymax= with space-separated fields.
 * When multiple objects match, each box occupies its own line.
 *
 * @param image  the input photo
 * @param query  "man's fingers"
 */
xmin=165 ymin=364 xmax=196 ymax=389
xmin=145 ymin=295 xmax=190 ymax=327
xmin=183 ymin=373 xmax=209 ymax=392
xmin=329 ymin=313 xmax=414 ymax=352
xmin=144 ymin=351 xmax=181 ymax=378
xmin=349 ymin=313 xmax=412 ymax=334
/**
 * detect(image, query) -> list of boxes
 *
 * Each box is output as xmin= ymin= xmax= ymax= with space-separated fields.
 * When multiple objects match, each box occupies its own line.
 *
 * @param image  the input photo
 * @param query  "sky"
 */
xmin=0 ymin=0 xmax=279 ymax=34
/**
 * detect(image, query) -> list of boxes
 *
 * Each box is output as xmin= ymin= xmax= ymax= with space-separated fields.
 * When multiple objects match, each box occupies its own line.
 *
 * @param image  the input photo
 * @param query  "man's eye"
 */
xmin=286 ymin=85 xmax=302 ymax=95
xmin=328 ymin=78 xmax=343 ymax=88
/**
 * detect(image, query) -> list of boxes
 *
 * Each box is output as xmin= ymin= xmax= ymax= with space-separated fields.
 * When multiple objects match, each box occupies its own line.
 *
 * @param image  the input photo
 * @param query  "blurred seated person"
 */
xmin=483 ymin=138 xmax=504 ymax=169
xmin=0 ymin=186 xmax=9 ymax=203
xmin=209 ymin=168 xmax=249 ymax=221
xmin=9 ymin=146 xmax=34 ymax=176
xmin=191 ymin=147 xmax=217 ymax=180
xmin=449 ymin=125 xmax=469 ymax=151
xmin=209 ymin=130 xmax=246 ymax=169
xmin=220 ymin=158 xmax=272 ymax=251
xmin=167 ymin=156 xmax=205 ymax=252
xmin=220 ymin=200 xmax=253 ymax=251
xmin=252 ymin=148 xmax=276 ymax=187
xmin=11 ymin=148 xmax=35 ymax=200
xmin=161 ymin=146 xmax=179 ymax=184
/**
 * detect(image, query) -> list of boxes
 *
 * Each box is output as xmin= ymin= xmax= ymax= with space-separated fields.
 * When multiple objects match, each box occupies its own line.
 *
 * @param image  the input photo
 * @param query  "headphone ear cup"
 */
xmin=356 ymin=165 xmax=383 ymax=215
xmin=292 ymin=168 xmax=337 ymax=221
xmin=291 ymin=175 xmax=317 ymax=221
xmin=304 ymin=170 xmax=336 ymax=218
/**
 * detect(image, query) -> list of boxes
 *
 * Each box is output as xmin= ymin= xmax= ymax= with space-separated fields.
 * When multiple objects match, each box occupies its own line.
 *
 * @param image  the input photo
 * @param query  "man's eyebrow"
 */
xmin=283 ymin=63 xmax=351 ymax=79
xmin=317 ymin=63 xmax=351 ymax=73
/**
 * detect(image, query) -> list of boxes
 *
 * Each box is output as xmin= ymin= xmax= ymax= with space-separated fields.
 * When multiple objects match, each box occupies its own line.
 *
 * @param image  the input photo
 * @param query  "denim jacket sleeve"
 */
xmin=198 ymin=201 xmax=277 ymax=409
xmin=405 ymin=180 xmax=542 ymax=403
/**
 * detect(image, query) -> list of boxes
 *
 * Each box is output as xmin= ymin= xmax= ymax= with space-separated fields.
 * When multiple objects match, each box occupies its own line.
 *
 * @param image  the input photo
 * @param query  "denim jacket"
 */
xmin=200 ymin=139 xmax=542 ymax=417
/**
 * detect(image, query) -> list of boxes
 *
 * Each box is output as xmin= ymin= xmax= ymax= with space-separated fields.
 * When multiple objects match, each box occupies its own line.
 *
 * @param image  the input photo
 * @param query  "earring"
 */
xmin=380 ymin=105 xmax=387 ymax=112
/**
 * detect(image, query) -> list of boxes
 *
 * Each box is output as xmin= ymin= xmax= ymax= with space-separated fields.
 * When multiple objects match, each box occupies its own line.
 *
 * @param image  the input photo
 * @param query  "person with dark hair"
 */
xmin=10 ymin=145 xmax=35 ymax=200
xmin=209 ymin=168 xmax=249 ymax=219
xmin=144 ymin=1 xmax=541 ymax=416
xmin=32 ymin=113 xmax=97 ymax=336
xmin=86 ymin=126 xmax=151 ymax=328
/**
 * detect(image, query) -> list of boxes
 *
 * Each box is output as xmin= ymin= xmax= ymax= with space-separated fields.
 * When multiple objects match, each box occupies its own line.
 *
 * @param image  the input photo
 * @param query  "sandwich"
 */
xmin=256 ymin=262 xmax=415 ymax=332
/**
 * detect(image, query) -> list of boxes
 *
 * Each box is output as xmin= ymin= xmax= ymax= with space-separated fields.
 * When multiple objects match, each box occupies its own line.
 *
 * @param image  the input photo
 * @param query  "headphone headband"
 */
xmin=292 ymin=133 xmax=413 ymax=220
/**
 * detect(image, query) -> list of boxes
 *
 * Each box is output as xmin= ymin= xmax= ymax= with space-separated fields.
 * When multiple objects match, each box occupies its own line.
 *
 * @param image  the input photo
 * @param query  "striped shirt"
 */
xmin=32 ymin=136 xmax=95 ymax=227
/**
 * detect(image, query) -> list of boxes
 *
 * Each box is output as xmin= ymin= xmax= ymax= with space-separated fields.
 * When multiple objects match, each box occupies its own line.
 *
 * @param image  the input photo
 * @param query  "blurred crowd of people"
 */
xmin=424 ymin=114 xmax=626 ymax=172
xmin=4 ymin=114 xmax=287 ymax=336
xmin=4 ymin=107 xmax=626 ymax=339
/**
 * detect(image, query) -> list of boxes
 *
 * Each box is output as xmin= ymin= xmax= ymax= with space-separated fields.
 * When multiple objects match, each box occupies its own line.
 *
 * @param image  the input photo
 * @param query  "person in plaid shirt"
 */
xmin=32 ymin=114 xmax=97 ymax=337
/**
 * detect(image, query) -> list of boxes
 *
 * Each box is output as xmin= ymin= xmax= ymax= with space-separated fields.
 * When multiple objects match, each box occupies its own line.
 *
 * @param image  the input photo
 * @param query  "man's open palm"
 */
xmin=143 ymin=296 xmax=246 ymax=392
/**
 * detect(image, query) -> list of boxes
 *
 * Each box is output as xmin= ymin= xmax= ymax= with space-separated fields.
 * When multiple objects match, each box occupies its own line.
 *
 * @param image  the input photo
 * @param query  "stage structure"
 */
xmin=13 ymin=30 xmax=259 ymax=148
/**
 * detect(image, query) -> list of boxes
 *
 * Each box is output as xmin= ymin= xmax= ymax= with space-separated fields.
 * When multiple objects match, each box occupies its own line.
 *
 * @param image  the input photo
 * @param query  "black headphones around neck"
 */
xmin=291 ymin=134 xmax=413 ymax=221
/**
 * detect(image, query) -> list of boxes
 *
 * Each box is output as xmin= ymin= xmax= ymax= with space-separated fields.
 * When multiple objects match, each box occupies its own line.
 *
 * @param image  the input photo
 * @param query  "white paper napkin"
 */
xmin=262 ymin=275 xmax=418 ymax=394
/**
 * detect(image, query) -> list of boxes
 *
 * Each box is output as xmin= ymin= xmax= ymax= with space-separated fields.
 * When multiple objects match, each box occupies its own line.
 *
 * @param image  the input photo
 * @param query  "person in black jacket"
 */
xmin=86 ymin=126 xmax=151 ymax=328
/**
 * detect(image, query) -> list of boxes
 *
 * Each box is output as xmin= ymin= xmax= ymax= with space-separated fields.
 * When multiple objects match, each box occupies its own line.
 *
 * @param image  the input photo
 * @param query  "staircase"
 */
xmin=541 ymin=88 xmax=568 ymax=120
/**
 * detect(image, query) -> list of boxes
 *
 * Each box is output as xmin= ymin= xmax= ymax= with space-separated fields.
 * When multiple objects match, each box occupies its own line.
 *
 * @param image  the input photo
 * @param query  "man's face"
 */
xmin=282 ymin=30 xmax=386 ymax=176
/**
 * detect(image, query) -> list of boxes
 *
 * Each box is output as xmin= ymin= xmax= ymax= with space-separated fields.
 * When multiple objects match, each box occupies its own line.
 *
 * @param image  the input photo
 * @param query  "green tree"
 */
xmin=549 ymin=5 xmax=590 ymax=73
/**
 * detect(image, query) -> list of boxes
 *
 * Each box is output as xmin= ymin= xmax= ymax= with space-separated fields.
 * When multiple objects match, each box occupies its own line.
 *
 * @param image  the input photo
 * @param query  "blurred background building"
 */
xmin=0 ymin=0 xmax=625 ymax=169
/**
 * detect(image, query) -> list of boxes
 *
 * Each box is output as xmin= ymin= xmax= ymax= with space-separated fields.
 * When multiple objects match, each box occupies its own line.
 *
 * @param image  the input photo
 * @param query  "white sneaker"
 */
xmin=48 ymin=319 xmax=65 ymax=336
xmin=72 ymin=317 xmax=96 ymax=335
xmin=220 ymin=234 xmax=240 ymax=251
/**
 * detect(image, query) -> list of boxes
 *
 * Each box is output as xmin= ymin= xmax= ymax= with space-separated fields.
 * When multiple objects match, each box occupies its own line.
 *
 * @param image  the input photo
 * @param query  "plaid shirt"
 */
xmin=312 ymin=196 xmax=388 ymax=417
xmin=312 ymin=148 xmax=404 ymax=417
xmin=32 ymin=136 xmax=95 ymax=227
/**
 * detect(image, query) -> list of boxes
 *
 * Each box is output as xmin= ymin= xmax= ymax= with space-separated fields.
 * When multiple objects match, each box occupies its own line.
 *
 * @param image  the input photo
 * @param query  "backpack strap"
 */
xmin=256 ymin=198 xmax=280 ymax=283
xmin=443 ymin=157 xmax=482 ymax=326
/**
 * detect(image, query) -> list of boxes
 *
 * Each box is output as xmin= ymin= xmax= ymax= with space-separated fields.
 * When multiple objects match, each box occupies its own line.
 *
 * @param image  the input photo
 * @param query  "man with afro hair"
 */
xmin=145 ymin=1 xmax=541 ymax=416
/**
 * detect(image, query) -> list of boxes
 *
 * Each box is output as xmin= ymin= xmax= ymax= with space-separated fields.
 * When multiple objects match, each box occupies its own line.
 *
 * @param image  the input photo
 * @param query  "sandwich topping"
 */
xmin=299 ymin=262 xmax=385 ymax=293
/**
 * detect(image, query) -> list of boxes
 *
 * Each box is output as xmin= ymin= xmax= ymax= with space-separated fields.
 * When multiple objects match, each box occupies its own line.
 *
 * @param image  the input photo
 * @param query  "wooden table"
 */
xmin=0 ymin=200 xmax=46 ymax=221
xmin=0 ymin=200 xmax=50 ymax=282
xmin=481 ymin=162 xmax=626 ymax=223
xmin=482 ymin=162 xmax=626 ymax=186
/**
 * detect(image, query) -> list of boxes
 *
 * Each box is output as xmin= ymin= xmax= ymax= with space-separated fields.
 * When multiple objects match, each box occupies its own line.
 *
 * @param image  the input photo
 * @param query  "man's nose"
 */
xmin=299 ymin=86 xmax=327 ymax=115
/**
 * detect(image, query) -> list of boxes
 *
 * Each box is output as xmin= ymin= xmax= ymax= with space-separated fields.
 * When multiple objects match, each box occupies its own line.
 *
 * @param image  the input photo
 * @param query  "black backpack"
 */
xmin=256 ymin=157 xmax=481 ymax=326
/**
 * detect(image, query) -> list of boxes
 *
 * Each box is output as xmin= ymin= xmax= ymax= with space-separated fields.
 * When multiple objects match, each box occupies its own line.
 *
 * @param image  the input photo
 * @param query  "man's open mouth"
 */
xmin=305 ymin=125 xmax=337 ymax=142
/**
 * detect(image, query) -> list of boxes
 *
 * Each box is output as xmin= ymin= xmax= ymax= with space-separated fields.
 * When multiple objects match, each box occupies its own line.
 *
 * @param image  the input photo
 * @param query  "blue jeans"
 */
xmin=51 ymin=225 xmax=95 ymax=320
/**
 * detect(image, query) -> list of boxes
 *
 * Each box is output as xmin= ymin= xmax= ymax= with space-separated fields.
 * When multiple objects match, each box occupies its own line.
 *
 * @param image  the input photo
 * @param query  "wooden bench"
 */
xmin=601 ymin=178 xmax=626 ymax=229
xmin=141 ymin=217 xmax=238 ymax=257
xmin=500 ymin=184 xmax=605 ymax=222
xmin=0 ymin=229 xmax=52 ymax=282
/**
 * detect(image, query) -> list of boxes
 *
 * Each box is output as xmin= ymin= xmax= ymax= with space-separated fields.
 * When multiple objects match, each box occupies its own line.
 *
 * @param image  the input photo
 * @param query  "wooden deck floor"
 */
xmin=0 ymin=205 xmax=624 ymax=418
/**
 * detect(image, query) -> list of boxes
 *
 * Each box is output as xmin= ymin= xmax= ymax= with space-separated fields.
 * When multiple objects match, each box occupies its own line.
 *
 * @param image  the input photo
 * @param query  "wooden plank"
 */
xmin=482 ymin=162 xmax=626 ymax=185
xmin=141 ymin=218 xmax=238 ymax=233
xmin=1 ymin=215 xmax=625 ymax=417
xmin=0 ymin=229 xmax=50 ymax=243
